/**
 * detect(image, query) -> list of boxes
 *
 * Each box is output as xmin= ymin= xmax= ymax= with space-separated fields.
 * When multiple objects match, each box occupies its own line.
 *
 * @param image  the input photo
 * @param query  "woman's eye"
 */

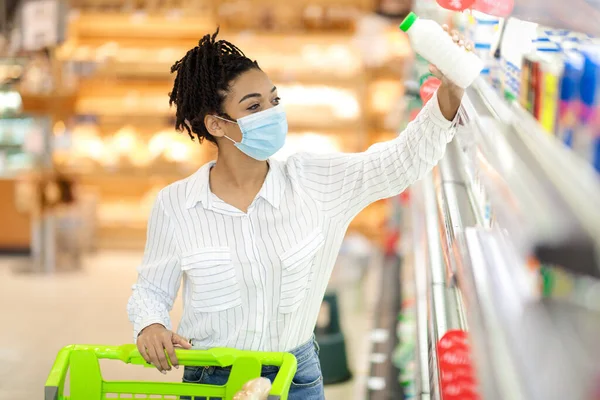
xmin=247 ymin=104 xmax=260 ymax=111
xmin=272 ymin=97 xmax=281 ymax=104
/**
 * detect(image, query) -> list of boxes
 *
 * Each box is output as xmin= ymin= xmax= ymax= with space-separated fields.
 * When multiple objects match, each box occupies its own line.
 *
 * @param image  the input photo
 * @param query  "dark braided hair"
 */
xmin=169 ymin=28 xmax=260 ymax=145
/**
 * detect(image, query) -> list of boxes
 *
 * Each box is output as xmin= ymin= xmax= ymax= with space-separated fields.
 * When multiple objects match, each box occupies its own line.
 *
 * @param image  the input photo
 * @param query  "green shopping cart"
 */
xmin=45 ymin=344 xmax=298 ymax=400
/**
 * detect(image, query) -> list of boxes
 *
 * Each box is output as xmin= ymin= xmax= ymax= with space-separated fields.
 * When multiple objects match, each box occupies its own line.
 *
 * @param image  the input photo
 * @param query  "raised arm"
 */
xmin=289 ymin=86 xmax=462 ymax=223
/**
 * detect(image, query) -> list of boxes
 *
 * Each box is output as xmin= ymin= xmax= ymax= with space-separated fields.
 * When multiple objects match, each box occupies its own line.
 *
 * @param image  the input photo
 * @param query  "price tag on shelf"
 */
xmin=437 ymin=330 xmax=470 ymax=351
xmin=420 ymin=77 xmax=441 ymax=103
xmin=440 ymin=367 xmax=477 ymax=383
xmin=436 ymin=330 xmax=481 ymax=400
xmin=437 ymin=0 xmax=476 ymax=11
xmin=441 ymin=380 xmax=481 ymax=400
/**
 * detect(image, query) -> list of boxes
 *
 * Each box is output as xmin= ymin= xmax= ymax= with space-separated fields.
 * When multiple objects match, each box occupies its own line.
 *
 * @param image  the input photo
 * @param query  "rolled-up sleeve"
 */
xmin=127 ymin=190 xmax=182 ymax=342
xmin=289 ymin=92 xmax=458 ymax=222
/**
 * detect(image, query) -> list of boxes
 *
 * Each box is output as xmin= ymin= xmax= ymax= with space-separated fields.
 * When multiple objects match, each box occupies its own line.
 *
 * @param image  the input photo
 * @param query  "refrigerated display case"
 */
xmin=372 ymin=3 xmax=600 ymax=396
xmin=390 ymin=72 xmax=600 ymax=400
xmin=0 ymin=114 xmax=52 ymax=252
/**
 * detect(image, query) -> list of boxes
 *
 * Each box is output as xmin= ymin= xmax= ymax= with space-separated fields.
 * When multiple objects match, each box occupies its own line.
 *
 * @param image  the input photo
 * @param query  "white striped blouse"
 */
xmin=127 ymin=94 xmax=457 ymax=352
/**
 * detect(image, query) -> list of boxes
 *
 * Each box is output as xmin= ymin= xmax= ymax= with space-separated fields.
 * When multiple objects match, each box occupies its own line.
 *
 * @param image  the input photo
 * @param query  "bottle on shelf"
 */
xmin=399 ymin=12 xmax=484 ymax=89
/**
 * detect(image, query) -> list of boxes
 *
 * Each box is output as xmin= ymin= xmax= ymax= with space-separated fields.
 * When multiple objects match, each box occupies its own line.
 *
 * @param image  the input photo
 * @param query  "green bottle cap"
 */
xmin=399 ymin=12 xmax=418 ymax=32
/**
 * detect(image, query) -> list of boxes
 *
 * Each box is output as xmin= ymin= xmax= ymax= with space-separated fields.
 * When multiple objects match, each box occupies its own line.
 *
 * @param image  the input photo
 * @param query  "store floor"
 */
xmin=0 ymin=250 xmax=380 ymax=400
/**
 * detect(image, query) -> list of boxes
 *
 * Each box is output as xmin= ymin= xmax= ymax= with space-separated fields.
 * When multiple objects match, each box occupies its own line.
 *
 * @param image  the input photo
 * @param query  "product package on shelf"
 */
xmin=466 ymin=11 xmax=501 ymax=77
xmin=464 ymin=15 xmax=600 ymax=175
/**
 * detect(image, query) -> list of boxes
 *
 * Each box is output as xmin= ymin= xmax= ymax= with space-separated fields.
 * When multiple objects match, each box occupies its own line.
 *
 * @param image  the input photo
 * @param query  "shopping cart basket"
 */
xmin=45 ymin=344 xmax=298 ymax=400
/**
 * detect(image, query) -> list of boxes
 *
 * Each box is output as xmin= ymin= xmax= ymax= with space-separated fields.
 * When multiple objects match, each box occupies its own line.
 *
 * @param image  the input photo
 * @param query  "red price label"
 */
xmin=437 ymin=0 xmax=476 ymax=11
xmin=441 ymin=380 xmax=481 ymax=400
xmin=440 ymin=367 xmax=475 ymax=383
xmin=473 ymin=0 xmax=514 ymax=16
xmin=439 ymin=349 xmax=472 ymax=367
xmin=420 ymin=77 xmax=441 ymax=103
xmin=437 ymin=330 xmax=480 ymax=400
xmin=437 ymin=330 xmax=470 ymax=351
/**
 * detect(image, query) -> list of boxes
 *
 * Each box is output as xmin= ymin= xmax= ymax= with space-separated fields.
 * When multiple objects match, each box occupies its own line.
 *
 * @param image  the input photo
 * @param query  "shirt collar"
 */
xmin=257 ymin=159 xmax=285 ymax=209
xmin=185 ymin=159 xmax=285 ymax=211
xmin=185 ymin=161 xmax=213 ymax=210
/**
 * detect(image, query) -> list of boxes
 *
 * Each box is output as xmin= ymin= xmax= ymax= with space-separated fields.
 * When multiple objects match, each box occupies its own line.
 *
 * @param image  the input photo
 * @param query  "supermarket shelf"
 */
xmin=408 ymin=172 xmax=471 ymax=400
xmin=405 ymin=76 xmax=600 ymax=400
xmin=78 ymin=63 xmax=364 ymax=87
xmin=511 ymin=0 xmax=600 ymax=38
xmin=68 ymin=12 xmax=359 ymax=41
xmin=74 ymin=111 xmax=363 ymax=134
xmin=69 ymin=12 xmax=217 ymax=40
xmin=69 ymin=170 xmax=193 ymax=182
xmin=465 ymin=78 xmax=600 ymax=278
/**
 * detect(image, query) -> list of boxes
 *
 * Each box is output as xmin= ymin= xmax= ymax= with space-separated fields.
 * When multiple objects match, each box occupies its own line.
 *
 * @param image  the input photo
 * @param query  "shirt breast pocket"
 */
xmin=279 ymin=230 xmax=325 ymax=314
xmin=181 ymin=247 xmax=242 ymax=313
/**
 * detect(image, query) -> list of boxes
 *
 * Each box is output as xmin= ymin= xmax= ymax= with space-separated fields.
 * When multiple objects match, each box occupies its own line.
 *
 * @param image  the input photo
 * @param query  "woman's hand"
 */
xmin=136 ymin=323 xmax=192 ymax=373
xmin=430 ymin=26 xmax=473 ymax=121
xmin=232 ymin=378 xmax=272 ymax=400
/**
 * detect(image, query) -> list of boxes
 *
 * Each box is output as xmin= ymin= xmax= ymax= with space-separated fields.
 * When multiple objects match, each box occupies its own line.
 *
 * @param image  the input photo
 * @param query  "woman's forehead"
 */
xmin=229 ymin=69 xmax=275 ymax=100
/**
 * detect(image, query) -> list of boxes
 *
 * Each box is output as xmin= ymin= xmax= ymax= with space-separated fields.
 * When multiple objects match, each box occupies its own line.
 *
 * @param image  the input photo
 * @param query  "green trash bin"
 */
xmin=314 ymin=291 xmax=352 ymax=385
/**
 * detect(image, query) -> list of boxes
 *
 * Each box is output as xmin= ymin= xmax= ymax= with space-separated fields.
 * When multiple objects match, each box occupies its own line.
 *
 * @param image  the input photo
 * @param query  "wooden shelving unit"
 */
xmin=50 ymin=2 xmax=409 ymax=248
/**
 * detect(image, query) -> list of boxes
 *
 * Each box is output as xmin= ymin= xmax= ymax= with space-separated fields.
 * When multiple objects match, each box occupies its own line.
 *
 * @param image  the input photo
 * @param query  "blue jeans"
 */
xmin=181 ymin=337 xmax=324 ymax=400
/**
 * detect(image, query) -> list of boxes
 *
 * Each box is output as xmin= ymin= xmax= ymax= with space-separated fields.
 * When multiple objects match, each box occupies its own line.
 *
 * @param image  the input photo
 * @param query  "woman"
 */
xmin=128 ymin=28 xmax=465 ymax=399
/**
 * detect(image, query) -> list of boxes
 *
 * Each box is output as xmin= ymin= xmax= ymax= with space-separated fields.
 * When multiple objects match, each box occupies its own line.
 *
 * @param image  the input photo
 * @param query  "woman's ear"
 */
xmin=205 ymin=115 xmax=226 ymax=138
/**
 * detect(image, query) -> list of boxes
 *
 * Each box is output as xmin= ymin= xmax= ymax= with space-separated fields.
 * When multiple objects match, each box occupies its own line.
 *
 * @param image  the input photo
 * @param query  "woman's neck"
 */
xmin=211 ymin=151 xmax=269 ymax=190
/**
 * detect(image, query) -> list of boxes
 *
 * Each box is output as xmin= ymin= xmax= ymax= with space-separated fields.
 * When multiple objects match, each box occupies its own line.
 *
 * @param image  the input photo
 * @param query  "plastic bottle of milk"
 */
xmin=399 ymin=12 xmax=484 ymax=89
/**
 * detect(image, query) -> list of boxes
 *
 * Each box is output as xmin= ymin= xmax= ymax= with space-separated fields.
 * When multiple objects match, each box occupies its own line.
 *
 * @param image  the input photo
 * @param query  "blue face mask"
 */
xmin=214 ymin=105 xmax=288 ymax=161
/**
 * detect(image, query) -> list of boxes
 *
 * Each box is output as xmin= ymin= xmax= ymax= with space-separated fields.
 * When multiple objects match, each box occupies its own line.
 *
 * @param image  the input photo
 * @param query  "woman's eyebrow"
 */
xmin=238 ymin=93 xmax=261 ymax=103
xmin=238 ymin=87 xmax=277 ymax=103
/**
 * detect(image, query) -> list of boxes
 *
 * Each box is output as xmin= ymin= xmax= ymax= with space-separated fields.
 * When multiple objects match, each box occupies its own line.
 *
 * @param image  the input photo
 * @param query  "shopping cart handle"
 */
xmin=46 ymin=345 xmax=297 ymax=400
xmin=125 ymin=346 xmax=238 ymax=367
xmin=118 ymin=345 xmax=294 ymax=369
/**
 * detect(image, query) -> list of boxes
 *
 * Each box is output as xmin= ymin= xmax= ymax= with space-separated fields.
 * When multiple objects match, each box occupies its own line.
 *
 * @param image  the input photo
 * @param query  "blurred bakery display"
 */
xmin=9 ymin=0 xmax=412 ymax=248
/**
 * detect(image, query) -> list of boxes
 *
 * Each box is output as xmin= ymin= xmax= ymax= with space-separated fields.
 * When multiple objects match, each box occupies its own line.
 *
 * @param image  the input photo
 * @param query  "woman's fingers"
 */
xmin=172 ymin=333 xmax=193 ymax=350
xmin=451 ymin=29 xmax=460 ymax=43
xmin=163 ymin=336 xmax=179 ymax=369
xmin=156 ymin=341 xmax=171 ymax=372
xmin=136 ymin=340 xmax=152 ymax=365
xmin=145 ymin=343 xmax=165 ymax=373
xmin=430 ymin=27 xmax=475 ymax=79
xmin=152 ymin=339 xmax=171 ymax=373
xmin=429 ymin=64 xmax=444 ymax=80
xmin=443 ymin=27 xmax=473 ymax=50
